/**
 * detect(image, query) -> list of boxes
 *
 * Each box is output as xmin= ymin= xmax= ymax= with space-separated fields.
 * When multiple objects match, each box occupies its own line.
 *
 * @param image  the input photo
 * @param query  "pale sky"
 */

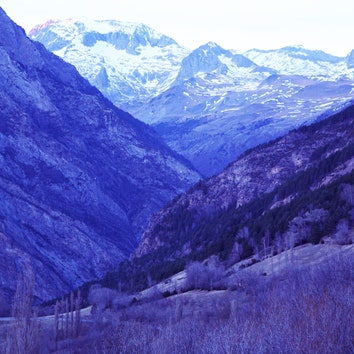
xmin=1 ymin=0 xmax=353 ymax=56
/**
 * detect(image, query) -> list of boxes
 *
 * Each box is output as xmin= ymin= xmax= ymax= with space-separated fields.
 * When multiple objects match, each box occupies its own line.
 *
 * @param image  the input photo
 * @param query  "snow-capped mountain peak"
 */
xmin=174 ymin=41 xmax=260 ymax=84
xmin=30 ymin=18 xmax=189 ymax=109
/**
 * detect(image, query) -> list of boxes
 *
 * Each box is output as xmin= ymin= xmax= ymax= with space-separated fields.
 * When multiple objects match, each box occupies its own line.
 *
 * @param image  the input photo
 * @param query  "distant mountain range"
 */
xmin=30 ymin=19 xmax=354 ymax=176
xmin=0 ymin=8 xmax=200 ymax=301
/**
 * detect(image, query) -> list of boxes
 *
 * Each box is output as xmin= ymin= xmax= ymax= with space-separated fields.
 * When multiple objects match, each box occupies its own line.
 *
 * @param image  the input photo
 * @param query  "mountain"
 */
xmin=173 ymin=42 xmax=257 ymax=84
xmin=0 ymin=8 xmax=200 ymax=301
xmin=133 ymin=44 xmax=354 ymax=175
xmin=244 ymin=46 xmax=352 ymax=79
xmin=29 ymin=18 xmax=189 ymax=111
xmin=126 ymin=104 xmax=354 ymax=287
xmin=30 ymin=20 xmax=354 ymax=176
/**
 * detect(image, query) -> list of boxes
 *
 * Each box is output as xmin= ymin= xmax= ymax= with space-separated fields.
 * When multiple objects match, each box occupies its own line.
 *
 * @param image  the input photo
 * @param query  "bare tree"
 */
xmin=228 ymin=240 xmax=243 ymax=265
xmin=54 ymin=301 xmax=59 ymax=350
xmin=5 ymin=266 xmax=41 ymax=354
xmin=65 ymin=297 xmax=69 ymax=338
xmin=335 ymin=218 xmax=350 ymax=244
xmin=70 ymin=291 xmax=74 ymax=337
xmin=75 ymin=290 xmax=81 ymax=337
xmin=0 ymin=289 xmax=10 ymax=317
xmin=185 ymin=258 xmax=225 ymax=290
xmin=341 ymin=183 xmax=354 ymax=205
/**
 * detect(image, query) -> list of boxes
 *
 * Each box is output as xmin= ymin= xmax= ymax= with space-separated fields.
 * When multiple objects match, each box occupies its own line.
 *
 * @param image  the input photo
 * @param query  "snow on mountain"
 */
xmin=173 ymin=42 xmax=268 ymax=88
xmin=132 ymin=43 xmax=354 ymax=175
xmin=30 ymin=20 xmax=354 ymax=176
xmin=244 ymin=46 xmax=354 ymax=79
xmin=30 ymin=18 xmax=190 ymax=110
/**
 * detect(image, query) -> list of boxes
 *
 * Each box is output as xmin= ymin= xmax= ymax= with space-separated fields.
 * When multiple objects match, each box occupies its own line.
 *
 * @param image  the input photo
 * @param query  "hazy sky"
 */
xmin=1 ymin=0 xmax=353 ymax=56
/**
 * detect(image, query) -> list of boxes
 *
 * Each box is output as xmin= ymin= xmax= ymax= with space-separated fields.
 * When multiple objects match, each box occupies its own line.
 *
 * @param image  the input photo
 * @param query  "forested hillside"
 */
xmin=103 ymin=104 xmax=354 ymax=291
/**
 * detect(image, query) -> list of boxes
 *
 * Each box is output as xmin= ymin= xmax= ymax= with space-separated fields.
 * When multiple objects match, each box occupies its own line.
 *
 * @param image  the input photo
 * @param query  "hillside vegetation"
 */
xmin=1 ymin=244 xmax=352 ymax=353
xmin=103 ymin=104 xmax=354 ymax=292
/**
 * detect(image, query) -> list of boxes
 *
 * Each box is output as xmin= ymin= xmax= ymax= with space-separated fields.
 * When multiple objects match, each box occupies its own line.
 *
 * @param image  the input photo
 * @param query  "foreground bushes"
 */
xmin=83 ymin=251 xmax=354 ymax=353
xmin=1 ymin=250 xmax=352 ymax=353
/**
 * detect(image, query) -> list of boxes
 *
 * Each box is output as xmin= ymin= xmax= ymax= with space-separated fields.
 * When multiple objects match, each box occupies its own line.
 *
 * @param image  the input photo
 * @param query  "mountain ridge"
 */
xmin=0 ymin=7 xmax=200 ymax=301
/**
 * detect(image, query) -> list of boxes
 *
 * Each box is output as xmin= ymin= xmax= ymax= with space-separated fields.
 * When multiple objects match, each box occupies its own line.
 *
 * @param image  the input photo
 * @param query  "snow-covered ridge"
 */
xmin=244 ymin=46 xmax=352 ymax=79
xmin=30 ymin=17 xmax=170 ymax=40
xmin=30 ymin=18 xmax=189 ymax=107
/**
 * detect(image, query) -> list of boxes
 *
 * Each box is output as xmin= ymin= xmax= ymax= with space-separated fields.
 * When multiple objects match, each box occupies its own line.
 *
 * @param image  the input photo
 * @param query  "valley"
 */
xmin=0 ymin=6 xmax=353 ymax=353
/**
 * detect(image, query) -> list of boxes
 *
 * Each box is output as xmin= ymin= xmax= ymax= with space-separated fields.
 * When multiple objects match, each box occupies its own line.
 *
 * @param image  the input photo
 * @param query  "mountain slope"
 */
xmin=0 ymin=7 xmax=200 ymax=301
xmin=127 ymin=104 xmax=354 ymax=287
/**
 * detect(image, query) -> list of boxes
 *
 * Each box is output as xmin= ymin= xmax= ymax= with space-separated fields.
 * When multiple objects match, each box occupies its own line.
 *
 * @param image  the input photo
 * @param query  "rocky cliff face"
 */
xmin=0 ymin=8 xmax=200 ymax=301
